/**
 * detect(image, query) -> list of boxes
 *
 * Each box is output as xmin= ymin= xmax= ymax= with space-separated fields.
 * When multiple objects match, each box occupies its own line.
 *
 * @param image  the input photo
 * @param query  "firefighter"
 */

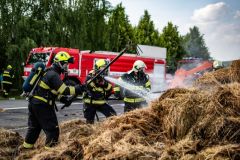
xmin=2 ymin=65 xmax=14 ymax=97
xmin=114 ymin=60 xmax=151 ymax=112
xmin=83 ymin=59 xmax=116 ymax=124
xmin=22 ymin=51 xmax=85 ymax=150
xmin=213 ymin=60 xmax=223 ymax=71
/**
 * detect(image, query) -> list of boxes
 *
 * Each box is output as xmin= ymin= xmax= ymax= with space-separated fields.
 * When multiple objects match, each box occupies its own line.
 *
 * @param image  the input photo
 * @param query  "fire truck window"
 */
xmin=28 ymin=53 xmax=50 ymax=65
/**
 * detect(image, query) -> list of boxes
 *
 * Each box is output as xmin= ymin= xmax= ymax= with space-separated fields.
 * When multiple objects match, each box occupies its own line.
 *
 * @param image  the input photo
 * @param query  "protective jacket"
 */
xmin=83 ymin=70 xmax=116 ymax=124
xmin=31 ymin=64 xmax=81 ymax=105
xmin=83 ymin=70 xmax=112 ymax=105
xmin=2 ymin=68 xmax=14 ymax=85
xmin=114 ymin=70 xmax=151 ymax=112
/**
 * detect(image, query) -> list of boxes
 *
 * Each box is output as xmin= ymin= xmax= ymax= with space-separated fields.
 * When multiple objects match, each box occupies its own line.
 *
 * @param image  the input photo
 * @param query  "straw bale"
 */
xmin=209 ymin=83 xmax=240 ymax=117
xmin=84 ymin=108 xmax=164 ymax=159
xmin=151 ymin=88 xmax=207 ymax=140
xmin=229 ymin=59 xmax=240 ymax=83
xmin=194 ymin=68 xmax=230 ymax=87
xmin=195 ymin=144 xmax=240 ymax=160
xmin=159 ymin=136 xmax=199 ymax=160
xmin=192 ymin=117 xmax=240 ymax=147
xmin=0 ymin=128 xmax=23 ymax=160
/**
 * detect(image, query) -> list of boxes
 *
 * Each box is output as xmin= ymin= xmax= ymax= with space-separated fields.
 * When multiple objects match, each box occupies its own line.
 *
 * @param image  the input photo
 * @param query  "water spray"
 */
xmin=104 ymin=76 xmax=160 ymax=103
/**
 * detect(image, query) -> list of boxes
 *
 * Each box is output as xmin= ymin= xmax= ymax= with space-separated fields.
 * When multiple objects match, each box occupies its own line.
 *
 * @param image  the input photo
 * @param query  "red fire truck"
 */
xmin=23 ymin=45 xmax=166 ymax=90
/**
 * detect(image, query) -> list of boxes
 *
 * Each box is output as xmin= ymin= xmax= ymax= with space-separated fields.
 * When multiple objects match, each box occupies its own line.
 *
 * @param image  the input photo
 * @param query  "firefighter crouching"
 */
xmin=83 ymin=59 xmax=116 ymax=124
xmin=114 ymin=60 xmax=151 ymax=112
xmin=22 ymin=51 xmax=85 ymax=150
xmin=2 ymin=65 xmax=14 ymax=97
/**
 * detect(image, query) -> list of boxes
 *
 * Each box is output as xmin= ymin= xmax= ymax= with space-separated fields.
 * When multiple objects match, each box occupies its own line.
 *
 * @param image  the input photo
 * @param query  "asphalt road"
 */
xmin=0 ymin=98 xmax=125 ymax=136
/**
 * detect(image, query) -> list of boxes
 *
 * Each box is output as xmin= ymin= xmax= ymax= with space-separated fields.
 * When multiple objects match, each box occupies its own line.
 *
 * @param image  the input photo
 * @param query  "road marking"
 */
xmin=10 ymin=126 xmax=28 ymax=131
xmin=0 ymin=103 xmax=124 ymax=111
xmin=1 ymin=107 xmax=28 ymax=110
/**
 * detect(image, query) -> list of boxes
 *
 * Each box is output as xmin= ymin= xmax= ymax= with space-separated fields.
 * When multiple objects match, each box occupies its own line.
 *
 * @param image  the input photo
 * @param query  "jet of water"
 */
xmin=104 ymin=76 xmax=161 ymax=103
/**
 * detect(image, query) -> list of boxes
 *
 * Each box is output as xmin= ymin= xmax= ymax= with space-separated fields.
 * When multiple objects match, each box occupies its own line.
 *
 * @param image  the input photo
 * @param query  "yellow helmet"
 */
xmin=132 ymin=60 xmax=147 ymax=72
xmin=7 ymin=65 xmax=12 ymax=69
xmin=54 ymin=51 xmax=71 ymax=63
xmin=94 ymin=59 xmax=107 ymax=70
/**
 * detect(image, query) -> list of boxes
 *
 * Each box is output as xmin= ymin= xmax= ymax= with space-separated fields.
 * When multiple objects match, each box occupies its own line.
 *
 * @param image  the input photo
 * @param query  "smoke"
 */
xmin=168 ymin=59 xmax=211 ymax=88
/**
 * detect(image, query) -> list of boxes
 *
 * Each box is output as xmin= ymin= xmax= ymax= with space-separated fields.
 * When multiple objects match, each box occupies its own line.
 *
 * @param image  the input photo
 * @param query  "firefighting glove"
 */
xmin=59 ymin=96 xmax=72 ymax=107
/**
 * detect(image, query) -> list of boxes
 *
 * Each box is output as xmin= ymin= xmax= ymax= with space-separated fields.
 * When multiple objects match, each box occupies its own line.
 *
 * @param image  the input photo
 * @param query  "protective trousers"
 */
xmin=25 ymin=102 xmax=59 ymax=147
xmin=83 ymin=103 xmax=116 ymax=124
xmin=2 ymin=83 xmax=11 ymax=97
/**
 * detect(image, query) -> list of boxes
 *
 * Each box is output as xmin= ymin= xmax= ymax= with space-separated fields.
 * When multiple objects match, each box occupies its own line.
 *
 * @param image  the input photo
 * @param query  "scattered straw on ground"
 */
xmin=0 ymin=128 xmax=23 ymax=160
xmin=1 ymin=59 xmax=239 ymax=160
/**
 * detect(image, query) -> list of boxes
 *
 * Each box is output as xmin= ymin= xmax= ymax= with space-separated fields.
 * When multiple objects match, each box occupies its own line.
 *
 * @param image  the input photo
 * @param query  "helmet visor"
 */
xmin=68 ymin=57 xmax=74 ymax=64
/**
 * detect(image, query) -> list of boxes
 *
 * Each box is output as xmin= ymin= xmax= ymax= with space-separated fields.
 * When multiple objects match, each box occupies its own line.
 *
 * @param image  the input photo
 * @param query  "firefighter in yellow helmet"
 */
xmin=22 ymin=51 xmax=85 ymax=150
xmin=83 ymin=59 xmax=116 ymax=124
xmin=2 ymin=65 xmax=14 ymax=97
xmin=114 ymin=60 xmax=151 ymax=112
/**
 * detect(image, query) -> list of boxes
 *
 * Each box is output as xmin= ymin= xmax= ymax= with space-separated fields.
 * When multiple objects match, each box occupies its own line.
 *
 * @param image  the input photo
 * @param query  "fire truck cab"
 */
xmin=23 ymin=45 xmax=167 ymax=91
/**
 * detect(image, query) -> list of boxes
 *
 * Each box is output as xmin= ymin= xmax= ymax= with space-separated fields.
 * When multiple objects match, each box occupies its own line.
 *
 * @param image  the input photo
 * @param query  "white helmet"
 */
xmin=213 ymin=60 xmax=223 ymax=69
xmin=132 ymin=60 xmax=147 ymax=72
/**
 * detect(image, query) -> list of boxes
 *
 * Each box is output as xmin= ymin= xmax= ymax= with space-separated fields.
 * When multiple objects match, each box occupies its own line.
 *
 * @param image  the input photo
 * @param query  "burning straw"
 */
xmin=1 ymin=59 xmax=240 ymax=159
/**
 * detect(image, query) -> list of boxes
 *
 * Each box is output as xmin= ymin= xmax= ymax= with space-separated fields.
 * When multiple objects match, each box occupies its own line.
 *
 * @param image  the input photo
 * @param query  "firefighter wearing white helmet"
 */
xmin=2 ymin=64 xmax=14 ymax=97
xmin=83 ymin=59 xmax=116 ymax=124
xmin=114 ymin=60 xmax=151 ymax=112
xmin=22 ymin=51 xmax=85 ymax=150
xmin=213 ymin=60 xmax=223 ymax=70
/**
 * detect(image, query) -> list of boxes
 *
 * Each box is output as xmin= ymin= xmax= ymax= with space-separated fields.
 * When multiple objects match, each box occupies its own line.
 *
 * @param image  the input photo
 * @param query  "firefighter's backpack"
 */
xmin=22 ymin=62 xmax=46 ymax=94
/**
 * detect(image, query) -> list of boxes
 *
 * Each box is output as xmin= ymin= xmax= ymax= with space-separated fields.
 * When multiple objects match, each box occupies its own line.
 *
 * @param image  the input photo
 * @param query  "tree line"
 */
xmin=0 ymin=0 xmax=210 ymax=89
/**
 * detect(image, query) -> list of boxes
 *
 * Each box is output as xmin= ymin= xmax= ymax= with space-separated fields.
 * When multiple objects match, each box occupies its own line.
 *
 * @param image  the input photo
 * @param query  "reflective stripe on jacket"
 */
xmin=83 ymin=70 xmax=112 ymax=105
xmin=32 ymin=67 xmax=76 ymax=105
xmin=2 ymin=69 xmax=14 ymax=85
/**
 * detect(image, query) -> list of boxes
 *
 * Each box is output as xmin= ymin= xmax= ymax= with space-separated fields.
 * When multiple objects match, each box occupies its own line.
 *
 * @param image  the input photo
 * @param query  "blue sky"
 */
xmin=108 ymin=0 xmax=240 ymax=61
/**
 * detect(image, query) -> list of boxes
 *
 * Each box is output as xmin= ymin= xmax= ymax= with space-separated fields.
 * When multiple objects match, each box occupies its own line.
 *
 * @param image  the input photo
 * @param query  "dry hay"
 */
xmin=229 ymin=60 xmax=240 ymax=83
xmin=153 ymin=88 xmax=207 ymax=141
xmin=195 ymin=144 xmax=240 ymax=160
xmin=195 ymin=59 xmax=240 ymax=87
xmin=157 ymin=82 xmax=240 ymax=159
xmin=16 ymin=119 xmax=94 ymax=160
xmin=0 ymin=128 xmax=23 ymax=160
xmin=1 ymin=64 xmax=240 ymax=159
xmin=84 ymin=108 xmax=163 ymax=159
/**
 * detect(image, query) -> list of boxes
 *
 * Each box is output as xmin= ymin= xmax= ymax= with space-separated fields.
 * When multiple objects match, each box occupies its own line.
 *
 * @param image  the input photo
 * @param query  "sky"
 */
xmin=108 ymin=0 xmax=240 ymax=61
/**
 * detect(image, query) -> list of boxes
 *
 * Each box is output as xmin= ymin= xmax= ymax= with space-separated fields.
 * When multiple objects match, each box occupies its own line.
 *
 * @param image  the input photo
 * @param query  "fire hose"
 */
xmin=60 ymin=46 xmax=129 ymax=110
